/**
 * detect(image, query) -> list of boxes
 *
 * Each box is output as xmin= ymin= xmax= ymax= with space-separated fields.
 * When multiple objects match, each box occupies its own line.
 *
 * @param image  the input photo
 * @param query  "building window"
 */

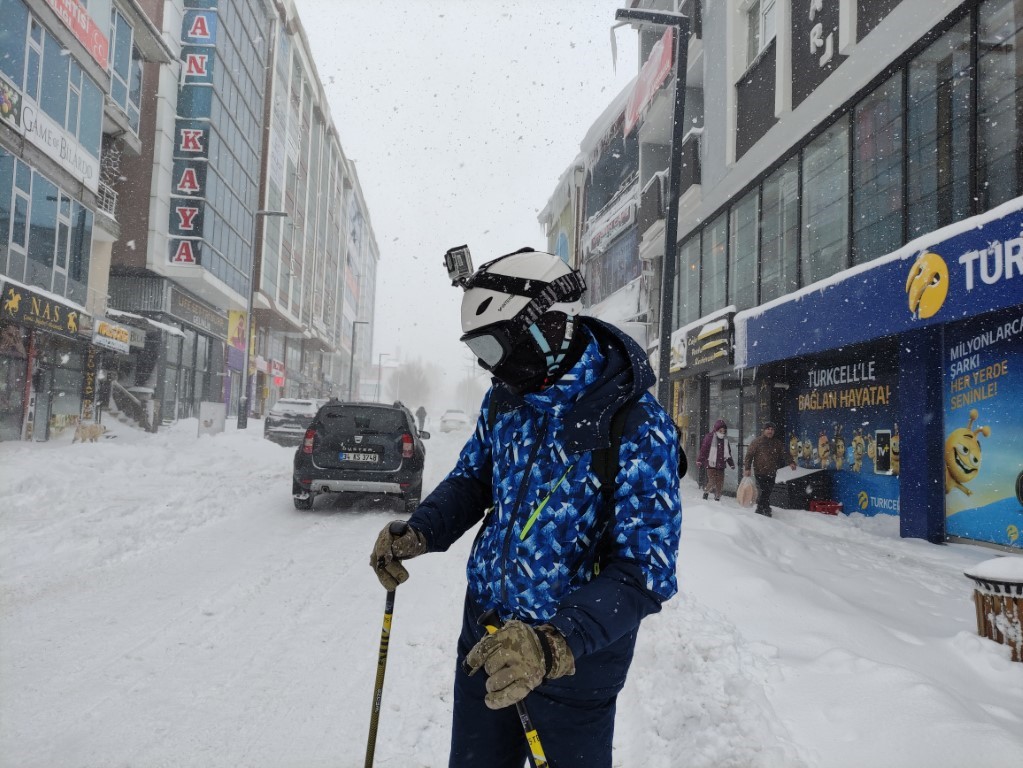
xmin=853 ymin=73 xmax=903 ymax=264
xmin=907 ymin=17 xmax=972 ymax=238
xmin=745 ymin=0 xmax=777 ymax=67
xmin=977 ymin=0 xmax=1023 ymax=209
xmin=759 ymin=157 xmax=799 ymax=303
xmin=729 ymin=189 xmax=758 ymax=310
xmin=0 ymin=0 xmax=29 ymax=87
xmin=109 ymin=7 xmax=144 ymax=131
xmin=701 ymin=213 xmax=727 ymax=315
xmin=801 ymin=115 xmax=849 ymax=285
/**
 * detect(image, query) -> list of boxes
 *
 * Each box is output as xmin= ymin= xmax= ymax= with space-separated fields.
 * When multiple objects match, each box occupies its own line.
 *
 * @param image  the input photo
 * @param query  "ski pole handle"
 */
xmin=476 ymin=610 xmax=550 ymax=768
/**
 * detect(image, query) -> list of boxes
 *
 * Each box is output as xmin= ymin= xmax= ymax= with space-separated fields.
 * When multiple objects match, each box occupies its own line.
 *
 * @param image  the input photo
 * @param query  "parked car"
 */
xmin=263 ymin=398 xmax=323 ymax=445
xmin=292 ymin=401 xmax=429 ymax=511
xmin=439 ymin=409 xmax=471 ymax=432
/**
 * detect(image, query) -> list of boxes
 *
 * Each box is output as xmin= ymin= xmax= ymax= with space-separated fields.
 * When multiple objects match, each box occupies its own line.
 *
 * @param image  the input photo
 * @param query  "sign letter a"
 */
xmin=177 ymin=167 xmax=201 ymax=193
xmin=172 ymin=241 xmax=197 ymax=264
xmin=189 ymin=15 xmax=211 ymax=39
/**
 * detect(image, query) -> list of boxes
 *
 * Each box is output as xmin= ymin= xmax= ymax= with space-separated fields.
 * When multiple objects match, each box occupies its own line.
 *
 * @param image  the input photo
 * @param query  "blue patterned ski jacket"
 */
xmin=408 ymin=317 xmax=682 ymax=659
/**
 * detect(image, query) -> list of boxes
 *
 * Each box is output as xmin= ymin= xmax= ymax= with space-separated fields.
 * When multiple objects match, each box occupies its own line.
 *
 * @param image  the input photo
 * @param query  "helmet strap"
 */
xmin=529 ymin=314 xmax=578 ymax=379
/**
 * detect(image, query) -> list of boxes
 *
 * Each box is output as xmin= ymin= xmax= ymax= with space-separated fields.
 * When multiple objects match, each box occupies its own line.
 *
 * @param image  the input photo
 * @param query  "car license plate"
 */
xmin=339 ymin=451 xmax=378 ymax=463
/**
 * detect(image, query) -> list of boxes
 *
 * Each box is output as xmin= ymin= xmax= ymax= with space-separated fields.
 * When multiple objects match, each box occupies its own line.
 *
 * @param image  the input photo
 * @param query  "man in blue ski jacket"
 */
xmin=370 ymin=248 xmax=682 ymax=768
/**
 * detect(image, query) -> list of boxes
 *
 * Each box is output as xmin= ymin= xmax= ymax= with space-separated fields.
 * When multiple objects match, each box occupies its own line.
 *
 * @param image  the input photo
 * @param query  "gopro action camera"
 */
xmin=444 ymin=244 xmax=473 ymax=288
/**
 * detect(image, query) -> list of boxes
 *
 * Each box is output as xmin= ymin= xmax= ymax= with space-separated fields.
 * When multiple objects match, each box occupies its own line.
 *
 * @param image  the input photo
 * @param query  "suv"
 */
xmin=263 ymin=398 xmax=325 ymax=445
xmin=292 ymin=401 xmax=429 ymax=511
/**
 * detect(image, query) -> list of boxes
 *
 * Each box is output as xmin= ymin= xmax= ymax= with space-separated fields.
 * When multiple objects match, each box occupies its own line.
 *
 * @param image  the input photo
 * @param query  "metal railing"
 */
xmin=97 ymin=181 xmax=118 ymax=218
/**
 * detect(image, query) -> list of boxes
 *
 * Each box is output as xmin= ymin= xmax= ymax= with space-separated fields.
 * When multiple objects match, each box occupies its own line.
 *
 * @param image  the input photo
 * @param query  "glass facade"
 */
xmin=977 ymin=0 xmax=1023 ymax=209
xmin=906 ymin=18 xmax=972 ymax=238
xmin=0 ymin=148 xmax=93 ymax=304
xmin=728 ymin=189 xmax=758 ymax=311
xmin=853 ymin=74 xmax=903 ymax=264
xmin=759 ymin=157 xmax=799 ymax=304
xmin=801 ymin=116 xmax=849 ymax=286
xmin=670 ymin=0 xmax=1023 ymax=337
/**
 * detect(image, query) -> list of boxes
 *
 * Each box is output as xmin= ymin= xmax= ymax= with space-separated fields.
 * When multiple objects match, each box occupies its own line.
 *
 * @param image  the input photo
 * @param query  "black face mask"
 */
xmin=486 ymin=338 xmax=551 ymax=395
xmin=482 ymin=313 xmax=585 ymax=395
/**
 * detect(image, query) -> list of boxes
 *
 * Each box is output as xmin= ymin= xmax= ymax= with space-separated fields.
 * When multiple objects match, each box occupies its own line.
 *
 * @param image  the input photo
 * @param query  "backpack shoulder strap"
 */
xmin=594 ymin=399 xmax=636 ymax=501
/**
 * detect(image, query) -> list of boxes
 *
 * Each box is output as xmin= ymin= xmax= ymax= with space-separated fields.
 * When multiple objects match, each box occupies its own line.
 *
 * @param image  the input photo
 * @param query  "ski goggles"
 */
xmin=461 ymin=321 xmax=525 ymax=369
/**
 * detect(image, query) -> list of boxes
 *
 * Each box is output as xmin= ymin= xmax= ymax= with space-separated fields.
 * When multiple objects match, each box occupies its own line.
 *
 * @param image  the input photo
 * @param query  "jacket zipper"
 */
xmin=500 ymin=414 xmax=549 ymax=608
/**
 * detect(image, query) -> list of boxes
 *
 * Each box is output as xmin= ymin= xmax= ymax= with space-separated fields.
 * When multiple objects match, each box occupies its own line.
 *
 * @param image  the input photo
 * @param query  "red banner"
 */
xmin=46 ymin=0 xmax=109 ymax=68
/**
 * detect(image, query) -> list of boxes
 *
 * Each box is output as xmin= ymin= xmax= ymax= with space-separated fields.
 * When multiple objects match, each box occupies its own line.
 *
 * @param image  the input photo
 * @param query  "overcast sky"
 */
xmin=291 ymin=0 xmax=638 ymax=403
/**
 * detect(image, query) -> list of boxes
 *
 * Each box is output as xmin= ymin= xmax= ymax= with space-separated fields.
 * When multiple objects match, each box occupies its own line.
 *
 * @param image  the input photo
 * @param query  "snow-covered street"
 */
xmin=2 ymin=417 xmax=1021 ymax=767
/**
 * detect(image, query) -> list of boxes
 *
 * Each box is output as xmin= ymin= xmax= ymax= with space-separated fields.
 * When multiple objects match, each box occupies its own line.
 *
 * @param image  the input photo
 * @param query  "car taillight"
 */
xmin=401 ymin=433 xmax=414 ymax=459
xmin=302 ymin=429 xmax=316 ymax=454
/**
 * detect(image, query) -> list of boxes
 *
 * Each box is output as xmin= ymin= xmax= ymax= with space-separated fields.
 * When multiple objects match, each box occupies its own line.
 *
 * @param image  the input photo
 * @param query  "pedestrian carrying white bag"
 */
xmin=736 ymin=476 xmax=758 ymax=507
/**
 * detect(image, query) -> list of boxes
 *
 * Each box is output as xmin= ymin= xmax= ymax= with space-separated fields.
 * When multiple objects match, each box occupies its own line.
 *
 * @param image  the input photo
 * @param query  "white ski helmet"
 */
xmin=459 ymin=248 xmax=585 ymax=369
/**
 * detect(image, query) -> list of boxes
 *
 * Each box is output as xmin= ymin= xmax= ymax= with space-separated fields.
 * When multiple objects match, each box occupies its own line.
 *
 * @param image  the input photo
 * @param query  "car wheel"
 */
xmin=294 ymin=494 xmax=314 ymax=510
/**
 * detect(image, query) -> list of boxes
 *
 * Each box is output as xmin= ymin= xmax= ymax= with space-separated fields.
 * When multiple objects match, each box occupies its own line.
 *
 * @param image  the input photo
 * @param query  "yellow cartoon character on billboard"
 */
xmin=905 ymin=251 xmax=949 ymax=319
xmin=945 ymin=409 xmax=990 ymax=496
xmin=789 ymin=433 xmax=799 ymax=464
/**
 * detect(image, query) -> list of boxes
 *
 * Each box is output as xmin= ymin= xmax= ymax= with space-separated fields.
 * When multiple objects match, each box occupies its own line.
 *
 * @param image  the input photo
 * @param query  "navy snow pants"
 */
xmin=448 ymin=594 xmax=637 ymax=768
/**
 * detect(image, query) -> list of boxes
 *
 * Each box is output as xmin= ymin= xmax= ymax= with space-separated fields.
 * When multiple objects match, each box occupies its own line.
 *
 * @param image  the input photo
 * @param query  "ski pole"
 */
xmin=365 ymin=520 xmax=407 ymax=768
xmin=477 ymin=609 xmax=550 ymax=768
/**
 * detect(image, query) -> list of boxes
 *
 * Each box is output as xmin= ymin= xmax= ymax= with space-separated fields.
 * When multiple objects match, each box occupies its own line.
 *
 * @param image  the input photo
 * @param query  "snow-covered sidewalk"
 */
xmin=1 ymin=419 xmax=1021 ymax=767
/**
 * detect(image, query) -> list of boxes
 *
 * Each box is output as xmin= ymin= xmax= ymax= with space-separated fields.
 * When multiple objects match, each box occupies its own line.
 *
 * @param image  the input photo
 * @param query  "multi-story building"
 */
xmin=0 ymin=0 xmax=172 ymax=440
xmin=548 ymin=0 xmax=1023 ymax=551
xmin=108 ymin=0 xmax=377 ymax=427
xmin=1 ymin=0 xmax=379 ymax=440
xmin=258 ymin=0 xmax=378 ymax=409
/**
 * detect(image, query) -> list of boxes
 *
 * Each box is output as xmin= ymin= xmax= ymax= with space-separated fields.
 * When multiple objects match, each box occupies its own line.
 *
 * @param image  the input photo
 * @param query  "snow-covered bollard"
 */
xmin=964 ymin=556 xmax=1023 ymax=662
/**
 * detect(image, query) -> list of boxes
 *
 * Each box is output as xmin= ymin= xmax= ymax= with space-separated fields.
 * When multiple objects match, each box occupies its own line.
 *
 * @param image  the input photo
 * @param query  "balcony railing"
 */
xmin=639 ymin=171 xmax=667 ymax=234
xmin=97 ymin=181 xmax=118 ymax=219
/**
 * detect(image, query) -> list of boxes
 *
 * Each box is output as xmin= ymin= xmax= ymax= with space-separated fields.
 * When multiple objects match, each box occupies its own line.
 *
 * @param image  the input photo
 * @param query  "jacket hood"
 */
xmin=490 ymin=317 xmax=655 ymax=453
xmin=713 ymin=419 xmax=727 ymax=432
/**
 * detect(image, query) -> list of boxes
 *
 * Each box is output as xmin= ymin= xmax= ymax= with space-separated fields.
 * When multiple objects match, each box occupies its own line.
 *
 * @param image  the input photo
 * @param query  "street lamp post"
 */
xmin=238 ymin=209 xmax=288 ymax=429
xmin=347 ymin=320 xmax=369 ymax=401
xmin=614 ymin=7 xmax=690 ymax=406
xmin=376 ymin=352 xmax=389 ymax=402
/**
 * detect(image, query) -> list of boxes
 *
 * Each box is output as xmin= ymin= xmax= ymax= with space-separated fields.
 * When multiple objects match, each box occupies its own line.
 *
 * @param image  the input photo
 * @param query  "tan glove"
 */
xmin=464 ymin=620 xmax=575 ymax=709
xmin=370 ymin=520 xmax=427 ymax=590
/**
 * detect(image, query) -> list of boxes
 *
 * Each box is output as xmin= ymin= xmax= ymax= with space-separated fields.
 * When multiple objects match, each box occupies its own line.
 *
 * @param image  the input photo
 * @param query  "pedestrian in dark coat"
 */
xmin=415 ymin=405 xmax=427 ymax=430
xmin=697 ymin=418 xmax=735 ymax=501
xmin=369 ymin=249 xmax=682 ymax=768
xmin=743 ymin=421 xmax=797 ymax=517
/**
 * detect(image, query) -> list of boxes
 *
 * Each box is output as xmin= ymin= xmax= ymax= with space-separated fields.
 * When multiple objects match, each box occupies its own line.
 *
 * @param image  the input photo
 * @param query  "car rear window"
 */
xmin=319 ymin=406 xmax=407 ymax=434
xmin=270 ymin=400 xmax=318 ymax=415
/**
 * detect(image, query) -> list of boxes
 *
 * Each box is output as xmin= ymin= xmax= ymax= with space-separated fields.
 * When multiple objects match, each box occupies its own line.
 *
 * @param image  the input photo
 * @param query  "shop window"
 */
xmin=907 ymin=18 xmax=972 ymax=238
xmin=729 ymin=189 xmax=758 ymax=310
xmin=853 ymin=73 xmax=903 ymax=264
xmin=760 ymin=157 xmax=799 ymax=303
xmin=801 ymin=115 xmax=849 ymax=285
xmin=40 ymin=33 xmax=68 ymax=124
xmin=977 ymin=0 xmax=1023 ymax=209
xmin=701 ymin=214 xmax=727 ymax=316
